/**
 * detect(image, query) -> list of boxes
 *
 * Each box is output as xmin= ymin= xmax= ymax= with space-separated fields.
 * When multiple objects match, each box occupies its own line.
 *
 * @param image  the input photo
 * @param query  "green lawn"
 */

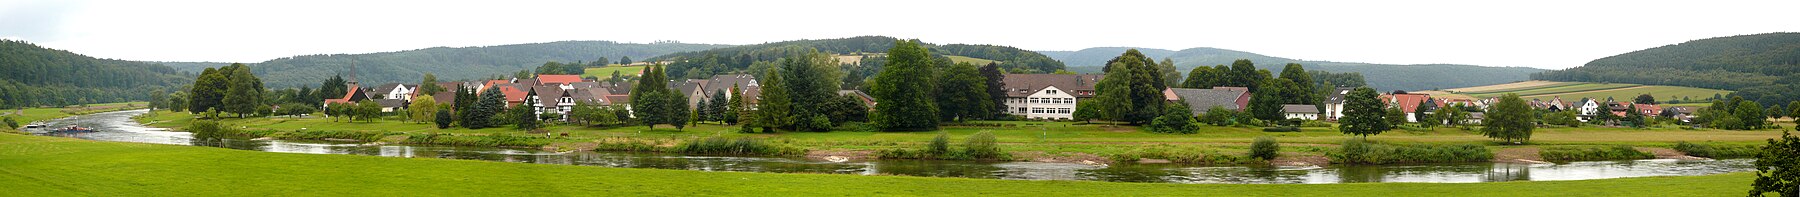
xmin=3 ymin=102 xmax=148 ymax=131
xmin=0 ymin=133 xmax=1768 ymax=196
xmin=135 ymin=110 xmax=1790 ymax=159
xmin=581 ymin=65 xmax=646 ymax=79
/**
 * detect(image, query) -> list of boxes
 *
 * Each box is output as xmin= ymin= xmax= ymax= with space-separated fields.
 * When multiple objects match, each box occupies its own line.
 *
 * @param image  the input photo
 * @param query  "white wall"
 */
xmin=1003 ymin=86 xmax=1079 ymax=120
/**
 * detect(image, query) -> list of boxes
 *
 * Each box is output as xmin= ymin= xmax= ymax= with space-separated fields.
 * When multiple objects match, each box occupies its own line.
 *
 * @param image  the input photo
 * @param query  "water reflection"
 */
xmin=27 ymin=110 xmax=1759 ymax=184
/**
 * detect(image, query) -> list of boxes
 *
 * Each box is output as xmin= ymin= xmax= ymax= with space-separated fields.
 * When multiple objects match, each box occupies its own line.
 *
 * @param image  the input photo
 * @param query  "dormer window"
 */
xmin=1047 ymin=90 xmax=1059 ymax=94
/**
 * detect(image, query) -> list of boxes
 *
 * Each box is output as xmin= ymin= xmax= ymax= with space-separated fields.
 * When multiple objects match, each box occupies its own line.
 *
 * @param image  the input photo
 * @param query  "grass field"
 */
xmin=0 ymin=133 xmax=1768 ymax=196
xmin=1430 ymin=81 xmax=1731 ymax=103
xmin=946 ymin=55 xmax=999 ymax=66
xmin=135 ymin=110 xmax=1790 ymax=162
xmin=2 ymin=102 xmax=148 ymax=130
xmin=581 ymin=65 xmax=645 ymax=79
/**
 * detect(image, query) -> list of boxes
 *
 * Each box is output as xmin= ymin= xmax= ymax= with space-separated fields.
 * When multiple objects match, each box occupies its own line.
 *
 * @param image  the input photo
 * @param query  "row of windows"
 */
xmin=1029 ymin=97 xmax=1074 ymax=104
xmin=1030 ymin=107 xmax=1072 ymax=114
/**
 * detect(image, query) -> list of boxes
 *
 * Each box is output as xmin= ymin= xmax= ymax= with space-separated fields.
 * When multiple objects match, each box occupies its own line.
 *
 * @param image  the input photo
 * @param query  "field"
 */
xmin=2 ymin=102 xmax=147 ymax=128
xmin=134 ymin=110 xmax=1789 ymax=163
xmin=1425 ymin=81 xmax=1731 ymax=103
xmin=0 ymin=133 xmax=1768 ymax=196
xmin=945 ymin=55 xmax=1000 ymax=66
xmin=580 ymin=65 xmax=646 ymax=79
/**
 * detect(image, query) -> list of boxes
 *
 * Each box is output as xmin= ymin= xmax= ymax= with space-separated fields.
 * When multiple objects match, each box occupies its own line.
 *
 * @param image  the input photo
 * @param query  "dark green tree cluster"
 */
xmin=871 ymin=40 xmax=942 ymax=131
xmin=936 ymin=62 xmax=994 ymax=122
xmin=657 ymin=36 xmax=1064 ymax=80
xmin=1699 ymin=96 xmax=1768 ymax=130
xmin=461 ymin=86 xmax=506 ymax=129
xmin=1750 ymin=131 xmax=1799 ymax=196
xmin=533 ymin=61 xmax=588 ymax=75
xmin=630 ymin=64 xmax=691 ymax=129
xmin=1533 ymin=33 xmax=1800 ymax=90
xmin=1092 ymin=49 xmax=1167 ymax=125
xmin=1182 ymin=60 xmax=1321 ymax=121
xmin=1338 ymin=87 xmax=1389 ymax=138
xmin=1484 ymin=93 xmax=1536 ymax=144
xmin=187 ymin=63 xmax=265 ymax=118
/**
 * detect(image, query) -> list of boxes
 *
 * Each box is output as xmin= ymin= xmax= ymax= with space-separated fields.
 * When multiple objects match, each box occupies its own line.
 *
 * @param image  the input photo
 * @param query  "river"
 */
xmin=25 ymin=109 xmax=1756 ymax=184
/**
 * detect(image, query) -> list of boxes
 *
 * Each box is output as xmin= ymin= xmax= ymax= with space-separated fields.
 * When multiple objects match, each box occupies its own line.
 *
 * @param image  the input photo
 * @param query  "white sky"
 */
xmin=3 ymin=0 xmax=1796 ymax=69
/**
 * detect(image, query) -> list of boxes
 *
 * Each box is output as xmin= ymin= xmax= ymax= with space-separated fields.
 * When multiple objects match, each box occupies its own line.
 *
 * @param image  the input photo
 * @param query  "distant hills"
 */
xmin=1040 ymin=47 xmax=1545 ymax=91
xmin=0 ymin=40 xmax=189 ymax=107
xmin=1532 ymin=32 xmax=1800 ymax=106
xmin=1533 ymin=32 xmax=1800 ymax=90
xmin=245 ymin=41 xmax=731 ymax=88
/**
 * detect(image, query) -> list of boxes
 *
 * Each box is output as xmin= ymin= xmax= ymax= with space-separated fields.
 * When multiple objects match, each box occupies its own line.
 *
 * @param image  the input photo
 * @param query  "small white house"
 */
xmin=1282 ymin=104 xmax=1321 ymax=120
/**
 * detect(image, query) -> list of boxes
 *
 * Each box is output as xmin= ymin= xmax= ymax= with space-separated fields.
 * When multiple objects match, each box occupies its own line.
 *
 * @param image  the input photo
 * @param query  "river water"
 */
xmin=26 ymin=109 xmax=1756 ymax=184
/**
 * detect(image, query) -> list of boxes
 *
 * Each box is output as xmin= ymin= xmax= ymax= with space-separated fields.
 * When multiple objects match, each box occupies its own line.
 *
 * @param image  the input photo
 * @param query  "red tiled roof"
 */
xmin=496 ymin=86 xmax=528 ymax=104
xmin=537 ymin=74 xmax=583 ymax=85
xmin=1382 ymin=93 xmax=1432 ymax=113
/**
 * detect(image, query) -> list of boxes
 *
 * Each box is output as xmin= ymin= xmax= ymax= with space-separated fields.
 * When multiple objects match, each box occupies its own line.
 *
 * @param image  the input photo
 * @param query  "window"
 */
xmin=1047 ymin=90 xmax=1059 ymax=94
xmin=1018 ymin=107 xmax=1027 ymax=113
xmin=1059 ymin=108 xmax=1071 ymax=114
xmin=1031 ymin=108 xmax=1043 ymax=114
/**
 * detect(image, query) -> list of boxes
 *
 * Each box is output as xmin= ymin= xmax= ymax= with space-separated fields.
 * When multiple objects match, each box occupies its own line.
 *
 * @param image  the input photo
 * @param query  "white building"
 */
xmin=1322 ymin=87 xmax=1353 ymax=120
xmin=372 ymin=83 xmax=416 ymax=101
xmin=1000 ymin=74 xmax=1102 ymax=120
xmin=1283 ymin=104 xmax=1321 ymax=120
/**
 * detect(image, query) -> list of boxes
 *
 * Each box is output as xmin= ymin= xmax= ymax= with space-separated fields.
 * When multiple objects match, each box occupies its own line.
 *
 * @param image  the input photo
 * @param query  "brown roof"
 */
xmin=537 ymin=74 xmax=584 ymax=85
xmin=532 ymin=86 xmax=565 ymax=106
xmin=999 ymin=74 xmax=1104 ymax=98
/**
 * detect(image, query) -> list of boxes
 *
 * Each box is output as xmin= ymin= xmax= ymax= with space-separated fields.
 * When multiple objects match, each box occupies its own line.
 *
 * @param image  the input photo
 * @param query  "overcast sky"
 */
xmin=3 ymin=0 xmax=1796 ymax=69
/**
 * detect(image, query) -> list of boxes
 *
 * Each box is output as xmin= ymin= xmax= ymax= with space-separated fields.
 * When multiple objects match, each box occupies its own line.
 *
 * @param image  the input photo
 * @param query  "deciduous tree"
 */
xmin=1339 ymin=87 xmax=1389 ymax=138
xmin=1484 ymin=93 xmax=1535 ymax=144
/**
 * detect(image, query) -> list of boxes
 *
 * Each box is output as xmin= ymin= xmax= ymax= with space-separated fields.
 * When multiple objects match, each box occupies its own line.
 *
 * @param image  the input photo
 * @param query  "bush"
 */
xmin=1539 ymin=145 xmax=1654 ymax=162
xmin=1261 ymin=126 xmax=1300 ymax=132
xmin=1297 ymin=120 xmax=1333 ymax=128
xmin=402 ymin=133 xmax=549 ymax=147
xmin=1673 ymin=141 xmax=1761 ymax=159
xmin=928 ymin=132 xmax=950 ymax=155
xmin=270 ymin=130 xmax=390 ymax=142
xmin=676 ymin=136 xmax=802 ymax=156
xmin=3 ymin=117 xmax=17 ymax=129
xmin=1109 ymin=144 xmax=1259 ymax=164
xmin=1250 ymin=136 xmax=1280 ymax=160
xmin=963 ymin=131 xmax=1004 ymax=160
xmin=1328 ymin=139 xmax=1492 ymax=164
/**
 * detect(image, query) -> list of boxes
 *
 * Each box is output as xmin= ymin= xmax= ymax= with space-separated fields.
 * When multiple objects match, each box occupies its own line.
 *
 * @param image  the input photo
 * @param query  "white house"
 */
xmin=1322 ymin=87 xmax=1353 ymax=120
xmin=1575 ymin=98 xmax=1600 ymax=122
xmin=1000 ymin=74 xmax=1102 ymax=120
xmin=1282 ymin=104 xmax=1321 ymax=120
xmin=372 ymin=83 xmax=415 ymax=101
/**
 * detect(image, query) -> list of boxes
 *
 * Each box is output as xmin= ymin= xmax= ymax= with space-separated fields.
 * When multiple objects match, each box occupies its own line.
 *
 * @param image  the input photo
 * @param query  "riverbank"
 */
xmin=0 ymin=133 xmax=1761 ymax=196
xmin=1 ymin=102 xmax=148 ymax=133
xmin=131 ymin=110 xmax=1787 ymax=166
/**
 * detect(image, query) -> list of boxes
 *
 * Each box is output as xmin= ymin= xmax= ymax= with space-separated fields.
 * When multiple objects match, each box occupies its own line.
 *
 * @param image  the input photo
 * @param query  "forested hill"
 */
xmin=249 ymin=41 xmax=731 ymax=88
xmin=1532 ymin=32 xmax=1800 ymax=107
xmin=0 ymin=40 xmax=190 ymax=108
xmin=1532 ymin=32 xmax=1800 ymax=90
xmin=650 ymin=36 xmax=1065 ymax=79
xmin=1037 ymin=47 xmax=1177 ymax=67
xmin=145 ymin=61 xmax=231 ymax=74
xmin=1047 ymin=47 xmax=1544 ymax=91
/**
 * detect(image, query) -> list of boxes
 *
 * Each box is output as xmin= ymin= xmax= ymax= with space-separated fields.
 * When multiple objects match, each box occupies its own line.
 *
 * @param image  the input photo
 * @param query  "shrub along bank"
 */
xmin=1538 ymin=145 xmax=1654 ymax=162
xmin=1672 ymin=142 xmax=1761 ymax=159
xmin=1328 ymin=139 xmax=1493 ymax=164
